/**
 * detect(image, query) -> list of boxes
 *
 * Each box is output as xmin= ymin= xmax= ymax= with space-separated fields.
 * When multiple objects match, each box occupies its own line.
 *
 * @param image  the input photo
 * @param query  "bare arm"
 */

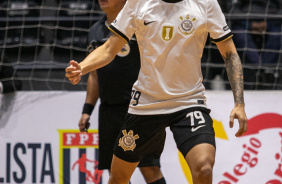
xmin=80 ymin=33 xmax=126 ymax=75
xmin=217 ymin=39 xmax=244 ymax=104
xmin=78 ymin=71 xmax=99 ymax=132
xmin=85 ymin=71 xmax=99 ymax=105
xmin=65 ymin=33 xmax=126 ymax=84
xmin=216 ymin=38 xmax=248 ymax=137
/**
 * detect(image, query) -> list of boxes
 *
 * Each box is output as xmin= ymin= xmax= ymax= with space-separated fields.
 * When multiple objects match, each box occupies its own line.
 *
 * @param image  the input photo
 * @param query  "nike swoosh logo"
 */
xmin=144 ymin=21 xmax=156 ymax=26
xmin=191 ymin=125 xmax=206 ymax=132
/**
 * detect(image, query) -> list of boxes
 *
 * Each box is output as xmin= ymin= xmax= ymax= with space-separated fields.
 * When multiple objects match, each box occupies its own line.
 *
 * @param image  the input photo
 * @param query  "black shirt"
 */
xmin=88 ymin=15 xmax=140 ymax=105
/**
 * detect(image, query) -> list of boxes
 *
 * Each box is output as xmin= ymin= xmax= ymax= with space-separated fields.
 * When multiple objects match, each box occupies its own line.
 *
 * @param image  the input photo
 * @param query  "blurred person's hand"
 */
xmin=79 ymin=113 xmax=91 ymax=132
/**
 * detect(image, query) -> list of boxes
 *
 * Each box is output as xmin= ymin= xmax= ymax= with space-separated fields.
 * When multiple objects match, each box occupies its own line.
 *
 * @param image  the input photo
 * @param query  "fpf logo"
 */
xmin=58 ymin=130 xmax=103 ymax=184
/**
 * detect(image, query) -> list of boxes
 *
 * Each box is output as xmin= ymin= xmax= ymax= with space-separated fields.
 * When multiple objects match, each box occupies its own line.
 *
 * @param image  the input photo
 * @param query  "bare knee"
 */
xmin=108 ymin=174 xmax=129 ymax=184
xmin=193 ymin=161 xmax=213 ymax=182
xmin=185 ymin=143 xmax=215 ymax=184
xmin=109 ymin=170 xmax=133 ymax=184
xmin=139 ymin=166 xmax=163 ymax=183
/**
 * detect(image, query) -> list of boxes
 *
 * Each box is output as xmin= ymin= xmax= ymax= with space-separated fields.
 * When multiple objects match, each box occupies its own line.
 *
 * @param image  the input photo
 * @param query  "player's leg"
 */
xmin=108 ymin=155 xmax=139 ymax=184
xmin=111 ymin=113 xmax=167 ymax=184
xmin=170 ymin=107 xmax=216 ymax=184
xmin=138 ymin=157 xmax=166 ymax=184
xmin=139 ymin=166 xmax=166 ymax=184
xmin=185 ymin=143 xmax=215 ymax=184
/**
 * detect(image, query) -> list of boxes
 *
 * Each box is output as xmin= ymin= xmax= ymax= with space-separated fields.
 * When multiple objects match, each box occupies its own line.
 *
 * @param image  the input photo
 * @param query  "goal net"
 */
xmin=0 ymin=0 xmax=281 ymax=93
xmin=0 ymin=0 xmax=103 ymax=92
xmin=203 ymin=0 xmax=282 ymax=90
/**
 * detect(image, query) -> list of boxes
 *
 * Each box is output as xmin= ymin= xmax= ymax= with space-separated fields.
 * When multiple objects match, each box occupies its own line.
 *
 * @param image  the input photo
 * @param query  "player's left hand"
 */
xmin=65 ymin=60 xmax=82 ymax=85
xmin=229 ymin=104 xmax=248 ymax=137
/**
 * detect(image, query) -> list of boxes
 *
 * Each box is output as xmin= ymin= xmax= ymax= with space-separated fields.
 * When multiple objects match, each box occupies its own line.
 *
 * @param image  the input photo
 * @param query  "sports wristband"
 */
xmin=82 ymin=103 xmax=94 ymax=115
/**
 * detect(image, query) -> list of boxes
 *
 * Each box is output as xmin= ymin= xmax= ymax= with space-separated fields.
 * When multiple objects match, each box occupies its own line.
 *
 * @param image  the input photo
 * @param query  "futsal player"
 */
xmin=66 ymin=0 xmax=248 ymax=183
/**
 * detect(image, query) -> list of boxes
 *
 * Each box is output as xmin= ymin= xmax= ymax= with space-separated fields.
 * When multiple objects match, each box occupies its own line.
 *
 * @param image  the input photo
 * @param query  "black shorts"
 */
xmin=113 ymin=107 xmax=215 ymax=163
xmin=98 ymin=103 xmax=160 ymax=170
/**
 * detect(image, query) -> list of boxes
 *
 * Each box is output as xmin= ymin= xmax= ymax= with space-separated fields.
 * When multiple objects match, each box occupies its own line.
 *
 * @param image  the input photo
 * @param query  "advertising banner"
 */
xmin=0 ymin=91 xmax=281 ymax=184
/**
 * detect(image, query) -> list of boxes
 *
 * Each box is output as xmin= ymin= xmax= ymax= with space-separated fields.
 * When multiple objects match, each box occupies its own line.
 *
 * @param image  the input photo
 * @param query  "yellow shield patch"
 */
xmin=162 ymin=26 xmax=173 ymax=41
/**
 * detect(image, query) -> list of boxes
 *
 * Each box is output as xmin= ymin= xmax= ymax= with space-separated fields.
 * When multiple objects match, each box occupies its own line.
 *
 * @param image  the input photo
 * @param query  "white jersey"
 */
xmin=109 ymin=0 xmax=232 ymax=115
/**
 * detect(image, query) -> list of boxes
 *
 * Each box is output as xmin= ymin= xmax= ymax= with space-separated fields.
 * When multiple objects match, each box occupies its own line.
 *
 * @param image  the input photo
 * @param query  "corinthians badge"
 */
xmin=178 ymin=15 xmax=196 ymax=36
xmin=119 ymin=130 xmax=139 ymax=151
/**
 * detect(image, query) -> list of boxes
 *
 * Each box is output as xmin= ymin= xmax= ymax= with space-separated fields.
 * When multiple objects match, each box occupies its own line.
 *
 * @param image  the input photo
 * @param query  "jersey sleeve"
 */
xmin=206 ymin=0 xmax=233 ymax=43
xmin=108 ymin=0 xmax=137 ymax=43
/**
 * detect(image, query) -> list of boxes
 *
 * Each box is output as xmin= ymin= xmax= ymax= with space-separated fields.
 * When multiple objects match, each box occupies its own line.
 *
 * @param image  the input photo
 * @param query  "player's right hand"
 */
xmin=65 ymin=60 xmax=82 ymax=85
xmin=79 ymin=114 xmax=91 ymax=132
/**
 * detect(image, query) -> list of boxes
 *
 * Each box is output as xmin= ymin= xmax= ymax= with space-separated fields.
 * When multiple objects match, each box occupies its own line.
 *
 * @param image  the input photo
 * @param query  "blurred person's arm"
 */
xmin=79 ymin=71 xmax=99 ymax=132
xmin=0 ymin=65 xmax=22 ymax=93
xmin=1 ymin=81 xmax=22 ymax=93
xmin=0 ymin=81 xmax=3 ymax=93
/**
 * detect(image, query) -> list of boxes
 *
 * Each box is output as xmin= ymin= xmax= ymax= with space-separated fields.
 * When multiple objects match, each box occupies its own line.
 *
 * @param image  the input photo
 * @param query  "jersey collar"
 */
xmin=161 ymin=0 xmax=183 ymax=3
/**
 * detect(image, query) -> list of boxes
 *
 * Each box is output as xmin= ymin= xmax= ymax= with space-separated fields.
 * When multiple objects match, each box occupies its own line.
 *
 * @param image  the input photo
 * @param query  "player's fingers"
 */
xmin=79 ymin=125 xmax=85 ymax=132
xmin=235 ymin=126 xmax=244 ymax=137
xmin=235 ymin=117 xmax=248 ymax=137
xmin=79 ymin=126 xmax=86 ymax=132
xmin=239 ymin=118 xmax=248 ymax=136
xmin=79 ymin=124 xmax=83 ymax=132
xmin=70 ymin=60 xmax=78 ymax=66
xmin=79 ymin=115 xmax=90 ymax=132
xmin=229 ymin=113 xmax=235 ymax=128
xmin=79 ymin=120 xmax=87 ymax=132
xmin=71 ymin=77 xmax=81 ymax=85
xmin=67 ymin=74 xmax=81 ymax=81
xmin=80 ymin=122 xmax=90 ymax=133
xmin=244 ymin=118 xmax=248 ymax=133
xmin=82 ymin=122 xmax=90 ymax=132
xmin=70 ymin=60 xmax=81 ymax=70
xmin=65 ymin=70 xmax=81 ymax=78
xmin=67 ymin=77 xmax=78 ymax=84
xmin=67 ymin=75 xmax=82 ymax=85
xmin=69 ymin=76 xmax=81 ymax=85
xmin=65 ymin=65 xmax=74 ymax=72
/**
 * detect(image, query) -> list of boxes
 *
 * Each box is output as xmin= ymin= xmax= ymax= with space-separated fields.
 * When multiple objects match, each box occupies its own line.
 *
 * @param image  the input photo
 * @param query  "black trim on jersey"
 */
xmin=197 ymin=100 xmax=204 ymax=105
xmin=108 ymin=25 xmax=129 ymax=43
xmin=211 ymin=32 xmax=233 ymax=43
xmin=161 ymin=0 xmax=183 ymax=3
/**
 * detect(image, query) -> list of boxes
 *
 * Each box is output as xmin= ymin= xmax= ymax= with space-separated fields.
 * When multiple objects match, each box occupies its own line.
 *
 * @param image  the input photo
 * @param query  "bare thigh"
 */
xmin=108 ymin=155 xmax=139 ymax=184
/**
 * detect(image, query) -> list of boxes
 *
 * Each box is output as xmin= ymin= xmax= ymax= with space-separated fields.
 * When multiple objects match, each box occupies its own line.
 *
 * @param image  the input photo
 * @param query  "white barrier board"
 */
xmin=0 ymin=91 xmax=281 ymax=184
